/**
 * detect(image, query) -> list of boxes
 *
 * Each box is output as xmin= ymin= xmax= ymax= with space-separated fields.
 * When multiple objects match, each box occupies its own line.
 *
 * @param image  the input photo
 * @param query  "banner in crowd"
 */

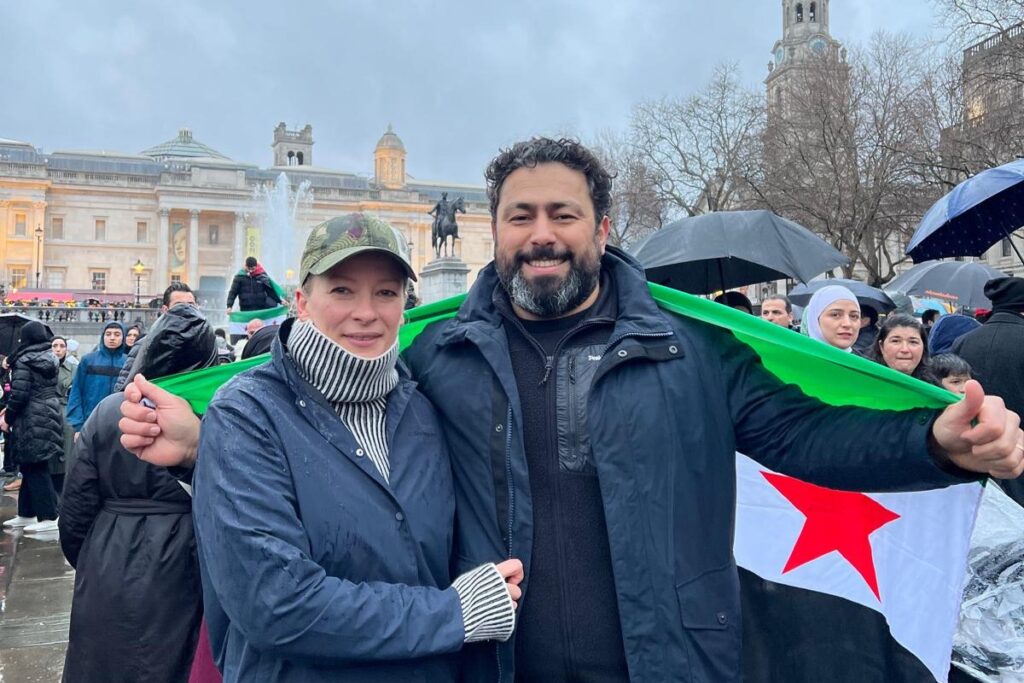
xmin=153 ymin=282 xmax=982 ymax=681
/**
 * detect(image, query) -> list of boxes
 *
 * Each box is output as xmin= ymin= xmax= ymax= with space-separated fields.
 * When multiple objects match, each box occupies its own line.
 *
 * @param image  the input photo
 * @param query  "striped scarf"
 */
xmin=287 ymin=320 xmax=399 ymax=482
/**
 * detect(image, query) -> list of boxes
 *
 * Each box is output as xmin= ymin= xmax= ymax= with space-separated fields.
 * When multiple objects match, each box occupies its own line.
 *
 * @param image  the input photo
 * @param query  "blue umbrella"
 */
xmin=907 ymin=158 xmax=1024 ymax=264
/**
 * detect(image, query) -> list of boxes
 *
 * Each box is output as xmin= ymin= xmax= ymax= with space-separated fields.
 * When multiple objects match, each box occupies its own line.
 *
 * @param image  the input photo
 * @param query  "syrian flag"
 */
xmin=736 ymin=453 xmax=982 ymax=682
xmin=227 ymin=304 xmax=289 ymax=337
xmin=152 ymin=282 xmax=984 ymax=680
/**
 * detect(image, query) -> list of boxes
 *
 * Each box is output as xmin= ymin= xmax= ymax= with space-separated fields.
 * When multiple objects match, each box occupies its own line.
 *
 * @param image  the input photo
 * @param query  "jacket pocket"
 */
xmin=555 ymin=345 xmax=603 ymax=475
xmin=676 ymin=564 xmax=741 ymax=682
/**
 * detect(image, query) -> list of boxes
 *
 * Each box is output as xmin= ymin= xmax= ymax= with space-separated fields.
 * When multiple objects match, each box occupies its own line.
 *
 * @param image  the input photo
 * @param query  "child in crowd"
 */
xmin=930 ymin=353 xmax=973 ymax=395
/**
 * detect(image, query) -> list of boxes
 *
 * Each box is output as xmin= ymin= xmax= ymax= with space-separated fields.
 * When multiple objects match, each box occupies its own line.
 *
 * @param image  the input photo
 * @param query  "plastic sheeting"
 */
xmin=953 ymin=484 xmax=1024 ymax=682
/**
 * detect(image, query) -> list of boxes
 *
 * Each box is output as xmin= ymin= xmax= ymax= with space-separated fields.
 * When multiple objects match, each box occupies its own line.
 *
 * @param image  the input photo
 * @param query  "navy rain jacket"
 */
xmin=404 ymin=248 xmax=974 ymax=682
xmin=193 ymin=319 xmax=464 ymax=683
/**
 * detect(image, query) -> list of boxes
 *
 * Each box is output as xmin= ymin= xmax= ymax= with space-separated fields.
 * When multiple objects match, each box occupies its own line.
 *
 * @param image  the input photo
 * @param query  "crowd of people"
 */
xmin=0 ymin=137 xmax=1021 ymax=683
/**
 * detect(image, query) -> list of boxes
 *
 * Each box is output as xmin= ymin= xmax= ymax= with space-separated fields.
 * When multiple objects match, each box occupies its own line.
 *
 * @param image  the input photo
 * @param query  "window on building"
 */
xmin=46 ymin=270 xmax=65 ymax=289
xmin=14 ymin=213 xmax=26 ymax=237
xmin=91 ymin=270 xmax=107 ymax=292
xmin=208 ymin=224 xmax=220 ymax=245
xmin=49 ymin=216 xmax=64 ymax=240
xmin=95 ymin=219 xmax=106 ymax=241
xmin=809 ymin=2 xmax=816 ymax=21
xmin=297 ymin=151 xmax=304 ymax=165
xmin=1003 ymin=237 xmax=1014 ymax=258
xmin=170 ymin=274 xmax=182 ymax=284
xmin=10 ymin=268 xmax=27 ymax=289
xmin=796 ymin=3 xmax=804 ymax=22
xmin=137 ymin=221 xmax=149 ymax=243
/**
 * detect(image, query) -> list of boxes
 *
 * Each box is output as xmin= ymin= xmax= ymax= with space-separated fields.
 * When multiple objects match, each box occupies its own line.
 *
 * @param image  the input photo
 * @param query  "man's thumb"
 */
xmin=950 ymin=379 xmax=985 ymax=423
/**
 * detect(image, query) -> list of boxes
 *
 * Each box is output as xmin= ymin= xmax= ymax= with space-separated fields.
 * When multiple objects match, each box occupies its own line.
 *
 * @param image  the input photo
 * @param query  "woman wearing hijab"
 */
xmin=51 ymin=336 xmax=75 ymax=496
xmin=801 ymin=285 xmax=862 ymax=352
xmin=1 ymin=321 xmax=63 ymax=533
xmin=59 ymin=305 xmax=220 ymax=683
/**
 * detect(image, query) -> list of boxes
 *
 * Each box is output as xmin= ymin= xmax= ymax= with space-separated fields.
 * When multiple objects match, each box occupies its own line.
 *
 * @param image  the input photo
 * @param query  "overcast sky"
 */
xmin=2 ymin=0 xmax=945 ymax=185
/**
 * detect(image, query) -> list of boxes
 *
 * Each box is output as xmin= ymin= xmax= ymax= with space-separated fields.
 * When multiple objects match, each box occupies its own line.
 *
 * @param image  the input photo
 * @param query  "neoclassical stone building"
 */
xmin=0 ymin=124 xmax=493 ymax=302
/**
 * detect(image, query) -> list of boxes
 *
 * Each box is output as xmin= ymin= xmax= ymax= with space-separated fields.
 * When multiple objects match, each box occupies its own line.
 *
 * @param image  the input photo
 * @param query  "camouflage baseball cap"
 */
xmin=300 ymin=213 xmax=416 ymax=283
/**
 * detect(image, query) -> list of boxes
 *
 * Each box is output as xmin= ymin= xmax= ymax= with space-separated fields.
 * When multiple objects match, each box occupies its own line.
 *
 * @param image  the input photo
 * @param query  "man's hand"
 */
xmin=119 ymin=374 xmax=200 ymax=468
xmin=225 ymin=307 xmax=232 ymax=316
xmin=932 ymin=380 xmax=1024 ymax=479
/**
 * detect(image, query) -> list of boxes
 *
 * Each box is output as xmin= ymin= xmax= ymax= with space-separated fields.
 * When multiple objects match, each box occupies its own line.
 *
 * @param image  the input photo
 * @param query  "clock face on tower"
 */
xmin=775 ymin=47 xmax=785 ymax=64
xmin=810 ymin=38 xmax=827 ymax=54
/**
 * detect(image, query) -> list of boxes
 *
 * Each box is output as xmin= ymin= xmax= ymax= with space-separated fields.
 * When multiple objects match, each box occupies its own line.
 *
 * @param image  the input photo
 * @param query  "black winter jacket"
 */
xmin=226 ymin=268 xmax=281 ymax=311
xmin=7 ymin=342 xmax=63 ymax=466
xmin=60 ymin=393 xmax=201 ymax=683
xmin=405 ymin=248 xmax=973 ymax=683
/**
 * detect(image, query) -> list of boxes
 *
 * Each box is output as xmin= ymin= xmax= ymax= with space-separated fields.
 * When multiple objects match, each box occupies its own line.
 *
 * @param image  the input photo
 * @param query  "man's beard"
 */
xmin=496 ymin=241 xmax=602 ymax=318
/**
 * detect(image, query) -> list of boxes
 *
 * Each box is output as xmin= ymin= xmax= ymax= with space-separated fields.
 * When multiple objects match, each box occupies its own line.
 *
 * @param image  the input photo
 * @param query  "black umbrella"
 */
xmin=788 ymin=279 xmax=896 ymax=312
xmin=884 ymin=260 xmax=1007 ymax=311
xmin=0 ymin=314 xmax=53 ymax=357
xmin=630 ymin=210 xmax=850 ymax=294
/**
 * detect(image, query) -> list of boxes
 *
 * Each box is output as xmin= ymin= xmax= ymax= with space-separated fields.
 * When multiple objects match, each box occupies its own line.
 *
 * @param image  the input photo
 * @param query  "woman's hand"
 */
xmin=496 ymin=559 xmax=524 ymax=608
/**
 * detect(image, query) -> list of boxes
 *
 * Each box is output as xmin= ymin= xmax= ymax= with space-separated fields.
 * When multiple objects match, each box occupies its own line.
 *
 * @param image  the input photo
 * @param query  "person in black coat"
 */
xmin=1 ymin=321 xmax=63 ymax=532
xmin=225 ymin=256 xmax=282 ymax=313
xmin=953 ymin=276 xmax=1024 ymax=507
xmin=59 ymin=305 xmax=219 ymax=683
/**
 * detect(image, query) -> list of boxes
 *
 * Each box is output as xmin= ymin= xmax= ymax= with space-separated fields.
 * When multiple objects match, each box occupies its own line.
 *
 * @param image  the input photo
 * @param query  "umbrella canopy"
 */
xmin=0 ymin=313 xmax=53 ymax=357
xmin=884 ymin=260 xmax=1006 ymax=311
xmin=907 ymin=158 xmax=1024 ymax=264
xmin=629 ymin=210 xmax=849 ymax=295
xmin=788 ymin=278 xmax=896 ymax=312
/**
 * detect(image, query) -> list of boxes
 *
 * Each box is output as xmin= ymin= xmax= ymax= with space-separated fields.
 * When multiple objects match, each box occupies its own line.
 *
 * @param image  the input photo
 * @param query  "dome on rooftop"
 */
xmin=375 ymin=124 xmax=405 ymax=153
xmin=140 ymin=128 xmax=230 ymax=161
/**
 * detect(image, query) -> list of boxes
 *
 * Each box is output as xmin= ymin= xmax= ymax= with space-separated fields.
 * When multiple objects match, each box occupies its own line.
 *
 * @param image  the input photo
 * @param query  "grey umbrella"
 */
xmin=629 ymin=210 xmax=850 ymax=295
xmin=884 ymin=260 xmax=1007 ymax=311
xmin=788 ymin=279 xmax=896 ymax=312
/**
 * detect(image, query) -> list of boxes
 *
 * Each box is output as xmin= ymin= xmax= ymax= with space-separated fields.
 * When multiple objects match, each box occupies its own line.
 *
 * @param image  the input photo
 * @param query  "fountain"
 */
xmin=248 ymin=172 xmax=313 ymax=288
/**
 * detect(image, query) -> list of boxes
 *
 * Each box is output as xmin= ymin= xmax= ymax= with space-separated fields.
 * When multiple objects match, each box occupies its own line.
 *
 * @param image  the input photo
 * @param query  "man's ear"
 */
xmin=597 ymin=215 xmax=611 ymax=254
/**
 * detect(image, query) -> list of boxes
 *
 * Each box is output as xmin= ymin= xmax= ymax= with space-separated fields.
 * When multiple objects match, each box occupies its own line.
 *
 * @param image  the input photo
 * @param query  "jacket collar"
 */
xmin=439 ymin=246 xmax=671 ymax=347
xmin=985 ymin=311 xmax=1024 ymax=326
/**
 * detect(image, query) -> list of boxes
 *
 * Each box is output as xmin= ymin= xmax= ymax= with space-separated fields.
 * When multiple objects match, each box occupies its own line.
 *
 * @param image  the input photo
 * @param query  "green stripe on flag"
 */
xmin=155 ymin=282 xmax=958 ymax=415
xmin=228 ymin=305 xmax=290 ymax=324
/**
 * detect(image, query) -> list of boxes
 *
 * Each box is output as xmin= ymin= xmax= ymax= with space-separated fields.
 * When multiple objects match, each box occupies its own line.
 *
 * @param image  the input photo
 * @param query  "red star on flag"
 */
xmin=762 ymin=471 xmax=901 ymax=601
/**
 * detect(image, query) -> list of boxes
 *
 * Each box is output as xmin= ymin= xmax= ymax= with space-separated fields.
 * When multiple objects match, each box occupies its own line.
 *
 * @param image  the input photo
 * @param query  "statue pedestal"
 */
xmin=419 ymin=256 xmax=471 ymax=304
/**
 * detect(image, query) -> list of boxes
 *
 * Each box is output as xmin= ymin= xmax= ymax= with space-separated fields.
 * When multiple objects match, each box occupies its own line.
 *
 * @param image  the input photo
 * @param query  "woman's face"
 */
xmin=125 ymin=329 xmax=139 ymax=347
xmin=295 ymin=252 xmax=406 ymax=358
xmin=51 ymin=339 xmax=67 ymax=360
xmin=880 ymin=326 xmax=925 ymax=375
xmin=173 ymin=230 xmax=187 ymax=264
xmin=817 ymin=299 xmax=861 ymax=349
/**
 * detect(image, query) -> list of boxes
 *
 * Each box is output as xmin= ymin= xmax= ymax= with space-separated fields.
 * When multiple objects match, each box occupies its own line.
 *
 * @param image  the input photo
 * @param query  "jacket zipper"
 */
xmin=497 ymin=402 xmax=513 ymax=682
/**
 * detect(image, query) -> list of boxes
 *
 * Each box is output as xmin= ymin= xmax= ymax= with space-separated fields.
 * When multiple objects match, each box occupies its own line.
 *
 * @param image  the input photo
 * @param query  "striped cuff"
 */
xmin=452 ymin=563 xmax=516 ymax=643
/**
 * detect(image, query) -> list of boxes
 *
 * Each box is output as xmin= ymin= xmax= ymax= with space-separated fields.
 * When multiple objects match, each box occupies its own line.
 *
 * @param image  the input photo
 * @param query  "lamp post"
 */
xmin=34 ymin=225 xmax=44 ymax=288
xmin=132 ymin=259 xmax=145 ymax=307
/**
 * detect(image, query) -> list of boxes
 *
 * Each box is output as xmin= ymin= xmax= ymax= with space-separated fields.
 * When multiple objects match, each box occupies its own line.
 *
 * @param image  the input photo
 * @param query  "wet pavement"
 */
xmin=0 ymin=488 xmax=71 ymax=682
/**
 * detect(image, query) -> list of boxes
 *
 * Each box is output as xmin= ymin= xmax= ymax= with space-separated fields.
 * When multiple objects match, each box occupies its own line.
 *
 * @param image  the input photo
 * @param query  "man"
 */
xmin=852 ymin=303 xmax=880 ymax=355
xmin=120 ymin=138 xmax=1024 ymax=683
xmin=232 ymin=318 xmax=264 ymax=360
xmin=922 ymin=308 xmax=941 ymax=330
xmin=759 ymin=295 xmax=794 ymax=329
xmin=67 ymin=321 xmax=126 ymax=437
xmin=226 ymin=256 xmax=282 ymax=314
xmin=115 ymin=283 xmax=198 ymax=391
xmin=713 ymin=290 xmax=754 ymax=314
xmin=953 ymin=276 xmax=1024 ymax=506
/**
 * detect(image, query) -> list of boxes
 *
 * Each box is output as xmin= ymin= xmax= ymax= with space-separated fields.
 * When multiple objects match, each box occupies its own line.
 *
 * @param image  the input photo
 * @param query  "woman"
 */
xmin=194 ymin=213 xmax=520 ymax=682
xmin=868 ymin=313 xmax=933 ymax=382
xmin=51 ymin=336 xmax=75 ymax=495
xmin=1 ymin=321 xmax=63 ymax=533
xmin=801 ymin=285 xmax=862 ymax=351
xmin=125 ymin=324 xmax=143 ymax=349
xmin=59 ymin=305 xmax=219 ymax=683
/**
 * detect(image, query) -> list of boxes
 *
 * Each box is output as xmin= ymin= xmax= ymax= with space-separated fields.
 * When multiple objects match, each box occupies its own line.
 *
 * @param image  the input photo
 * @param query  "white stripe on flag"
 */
xmin=734 ymin=453 xmax=982 ymax=683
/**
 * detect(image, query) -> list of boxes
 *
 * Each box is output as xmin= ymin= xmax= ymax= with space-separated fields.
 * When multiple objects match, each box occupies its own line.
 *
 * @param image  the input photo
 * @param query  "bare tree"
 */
xmin=745 ymin=33 xmax=943 ymax=285
xmin=631 ymin=64 xmax=764 ymax=217
xmin=588 ymin=130 xmax=667 ymax=248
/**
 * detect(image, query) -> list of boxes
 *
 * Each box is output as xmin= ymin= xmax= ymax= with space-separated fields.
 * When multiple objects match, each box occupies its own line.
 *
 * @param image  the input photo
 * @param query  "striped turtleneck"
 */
xmin=288 ymin=319 xmax=399 ymax=482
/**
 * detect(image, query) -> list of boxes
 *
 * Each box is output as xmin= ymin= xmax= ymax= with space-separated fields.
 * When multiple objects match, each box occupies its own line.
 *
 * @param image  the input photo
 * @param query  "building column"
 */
xmin=189 ymin=209 xmax=200 ymax=287
xmin=157 ymin=208 xmax=170 ymax=292
xmin=233 ymin=211 xmax=245 ymax=270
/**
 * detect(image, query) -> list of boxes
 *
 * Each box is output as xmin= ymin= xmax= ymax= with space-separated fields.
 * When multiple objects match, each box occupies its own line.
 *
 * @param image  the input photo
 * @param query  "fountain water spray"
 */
xmin=248 ymin=172 xmax=313 ymax=287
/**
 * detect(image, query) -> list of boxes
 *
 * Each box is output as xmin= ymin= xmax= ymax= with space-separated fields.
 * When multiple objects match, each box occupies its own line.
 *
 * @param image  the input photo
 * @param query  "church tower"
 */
xmin=765 ymin=0 xmax=846 ymax=122
xmin=374 ymin=124 xmax=406 ymax=189
xmin=272 ymin=122 xmax=314 ymax=167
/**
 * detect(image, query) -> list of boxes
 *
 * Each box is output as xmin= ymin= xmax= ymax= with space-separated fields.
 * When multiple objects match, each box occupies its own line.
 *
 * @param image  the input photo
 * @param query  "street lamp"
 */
xmin=132 ymin=259 xmax=145 ymax=307
xmin=34 ymin=225 xmax=44 ymax=289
